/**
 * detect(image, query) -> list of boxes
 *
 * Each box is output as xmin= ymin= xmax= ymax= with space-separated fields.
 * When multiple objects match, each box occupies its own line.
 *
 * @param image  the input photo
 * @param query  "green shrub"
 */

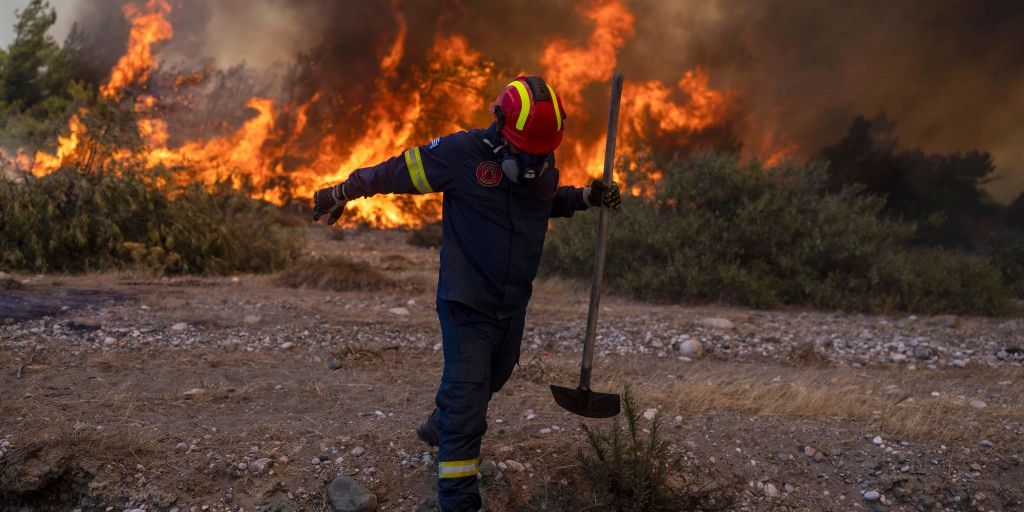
xmin=543 ymin=152 xmax=1012 ymax=315
xmin=579 ymin=385 xmax=731 ymax=511
xmin=0 ymin=168 xmax=301 ymax=274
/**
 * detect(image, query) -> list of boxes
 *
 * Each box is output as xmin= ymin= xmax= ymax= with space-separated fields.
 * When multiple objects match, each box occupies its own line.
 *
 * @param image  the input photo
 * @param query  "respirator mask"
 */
xmin=486 ymin=108 xmax=553 ymax=184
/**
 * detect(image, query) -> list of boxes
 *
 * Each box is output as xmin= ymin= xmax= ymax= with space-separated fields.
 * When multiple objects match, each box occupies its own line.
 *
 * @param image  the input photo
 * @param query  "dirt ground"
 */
xmin=1 ymin=228 xmax=1023 ymax=512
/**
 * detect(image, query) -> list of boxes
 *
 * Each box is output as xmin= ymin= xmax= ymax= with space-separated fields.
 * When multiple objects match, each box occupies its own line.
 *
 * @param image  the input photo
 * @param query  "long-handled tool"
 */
xmin=550 ymin=71 xmax=623 ymax=419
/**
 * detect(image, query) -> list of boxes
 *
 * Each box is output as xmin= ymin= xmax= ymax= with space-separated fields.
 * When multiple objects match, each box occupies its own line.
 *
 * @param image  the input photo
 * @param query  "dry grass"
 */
xmin=274 ymin=256 xmax=397 ymax=292
xmin=598 ymin=361 xmax=1024 ymax=443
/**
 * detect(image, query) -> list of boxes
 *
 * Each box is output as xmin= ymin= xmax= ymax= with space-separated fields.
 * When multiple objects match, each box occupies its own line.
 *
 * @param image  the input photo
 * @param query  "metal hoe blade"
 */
xmin=550 ymin=71 xmax=624 ymax=418
xmin=550 ymin=384 xmax=620 ymax=418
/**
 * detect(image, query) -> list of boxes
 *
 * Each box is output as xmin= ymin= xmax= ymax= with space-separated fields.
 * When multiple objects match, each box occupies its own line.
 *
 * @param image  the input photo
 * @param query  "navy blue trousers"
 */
xmin=433 ymin=299 xmax=525 ymax=512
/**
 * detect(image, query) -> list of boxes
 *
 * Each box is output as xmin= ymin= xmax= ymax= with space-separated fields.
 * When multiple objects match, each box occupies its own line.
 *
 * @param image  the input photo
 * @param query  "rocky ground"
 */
xmin=1 ymin=228 xmax=1022 ymax=511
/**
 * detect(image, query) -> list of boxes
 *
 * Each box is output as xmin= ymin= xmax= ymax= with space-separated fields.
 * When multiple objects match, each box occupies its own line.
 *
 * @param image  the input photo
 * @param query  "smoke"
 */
xmin=34 ymin=0 xmax=1024 ymax=201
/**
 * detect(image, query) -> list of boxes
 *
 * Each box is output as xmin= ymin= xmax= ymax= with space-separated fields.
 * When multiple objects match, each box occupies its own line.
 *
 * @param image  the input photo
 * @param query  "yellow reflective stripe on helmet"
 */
xmin=547 ymin=84 xmax=562 ymax=131
xmin=404 ymin=147 xmax=432 ymax=194
xmin=438 ymin=458 xmax=479 ymax=479
xmin=508 ymin=80 xmax=531 ymax=131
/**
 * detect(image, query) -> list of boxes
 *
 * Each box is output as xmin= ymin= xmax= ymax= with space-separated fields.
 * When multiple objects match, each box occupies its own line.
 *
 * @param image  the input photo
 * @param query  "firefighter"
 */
xmin=312 ymin=75 xmax=621 ymax=512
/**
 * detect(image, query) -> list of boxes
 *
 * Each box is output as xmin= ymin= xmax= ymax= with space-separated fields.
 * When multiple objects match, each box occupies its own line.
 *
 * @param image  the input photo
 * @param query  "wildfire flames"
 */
xmin=17 ymin=0 xmax=786 ymax=227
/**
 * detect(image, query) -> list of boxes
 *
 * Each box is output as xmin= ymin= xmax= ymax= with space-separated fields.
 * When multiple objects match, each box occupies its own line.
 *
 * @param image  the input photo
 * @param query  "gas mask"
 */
xmin=500 ymin=150 xmax=552 ymax=184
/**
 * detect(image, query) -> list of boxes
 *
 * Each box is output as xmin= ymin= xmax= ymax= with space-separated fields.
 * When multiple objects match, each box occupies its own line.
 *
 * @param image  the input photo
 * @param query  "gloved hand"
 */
xmin=312 ymin=183 xmax=348 ymax=226
xmin=586 ymin=179 xmax=622 ymax=209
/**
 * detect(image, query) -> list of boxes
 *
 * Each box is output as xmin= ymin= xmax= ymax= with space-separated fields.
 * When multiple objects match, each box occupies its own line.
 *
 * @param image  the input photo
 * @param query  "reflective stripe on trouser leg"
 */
xmin=439 ymin=458 xmax=480 ymax=479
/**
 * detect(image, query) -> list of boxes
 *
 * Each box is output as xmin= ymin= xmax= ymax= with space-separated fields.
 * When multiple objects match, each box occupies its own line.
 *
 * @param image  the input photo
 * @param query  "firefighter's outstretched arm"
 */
xmin=312 ymin=136 xmax=460 ymax=225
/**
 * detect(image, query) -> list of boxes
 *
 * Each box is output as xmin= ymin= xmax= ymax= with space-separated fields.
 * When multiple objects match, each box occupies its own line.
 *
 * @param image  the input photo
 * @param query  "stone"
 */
xmin=890 ymin=353 xmax=907 ymax=362
xmin=980 ymin=440 xmax=993 ymax=448
xmin=764 ymin=483 xmax=779 ymax=498
xmin=479 ymin=459 xmax=497 ymax=477
xmin=103 ymin=337 xmax=116 ymax=346
xmin=327 ymin=476 xmax=377 ymax=512
xmin=643 ymin=408 xmax=658 ymax=421
xmin=171 ymin=322 xmax=189 ymax=331
xmin=350 ymin=446 xmax=365 ymax=457
xmin=803 ymin=446 xmax=816 ymax=458
xmin=503 ymin=460 xmax=525 ymax=472
xmin=677 ymin=339 xmax=704 ymax=358
xmin=913 ymin=346 xmax=935 ymax=360
xmin=253 ymin=458 xmax=273 ymax=474
xmin=701 ymin=317 xmax=734 ymax=330
xmin=183 ymin=388 xmax=205 ymax=398
xmin=872 ymin=436 xmax=883 ymax=445
xmin=280 ymin=342 xmax=295 ymax=350
xmin=244 ymin=315 xmax=261 ymax=324
xmin=539 ymin=428 xmax=552 ymax=435
xmin=174 ymin=442 xmax=188 ymax=453
xmin=969 ymin=400 xmax=987 ymax=409
xmin=388 ymin=307 xmax=410 ymax=316
xmin=237 ymin=462 xmax=248 ymax=471
xmin=864 ymin=490 xmax=880 ymax=501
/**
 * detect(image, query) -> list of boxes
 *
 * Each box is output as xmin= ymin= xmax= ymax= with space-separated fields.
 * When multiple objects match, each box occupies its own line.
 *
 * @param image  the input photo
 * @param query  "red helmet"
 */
xmin=492 ymin=75 xmax=566 ymax=155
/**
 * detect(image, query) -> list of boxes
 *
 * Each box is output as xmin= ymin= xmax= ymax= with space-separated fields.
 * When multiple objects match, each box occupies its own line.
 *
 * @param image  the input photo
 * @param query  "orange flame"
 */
xmin=20 ymin=0 xmax=794 ymax=228
xmin=101 ymin=0 xmax=173 ymax=98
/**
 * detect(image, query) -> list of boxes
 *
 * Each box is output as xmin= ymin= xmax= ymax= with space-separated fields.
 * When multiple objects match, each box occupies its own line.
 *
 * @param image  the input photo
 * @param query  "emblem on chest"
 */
xmin=475 ymin=161 xmax=502 ymax=187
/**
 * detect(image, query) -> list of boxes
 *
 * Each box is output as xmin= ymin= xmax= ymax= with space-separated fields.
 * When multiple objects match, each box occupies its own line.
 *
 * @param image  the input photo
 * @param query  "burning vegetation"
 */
xmin=6 ymin=0 xmax=745 ymax=228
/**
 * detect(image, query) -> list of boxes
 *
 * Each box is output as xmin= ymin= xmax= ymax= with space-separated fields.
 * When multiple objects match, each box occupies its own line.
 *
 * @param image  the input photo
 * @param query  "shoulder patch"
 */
xmin=428 ymin=137 xmax=441 ymax=150
xmin=476 ymin=161 xmax=502 ymax=187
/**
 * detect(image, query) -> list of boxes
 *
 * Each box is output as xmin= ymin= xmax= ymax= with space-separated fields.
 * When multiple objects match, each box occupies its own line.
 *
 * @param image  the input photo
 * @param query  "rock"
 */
xmin=872 ymin=436 xmax=883 ymax=445
xmin=237 ymin=462 xmax=248 ymax=471
xmin=864 ymin=490 xmax=880 ymax=501
xmin=244 ymin=315 xmax=261 ymax=324
xmin=328 ymin=360 xmax=342 ymax=371
xmin=503 ymin=459 xmax=525 ymax=472
xmin=980 ymin=440 xmax=993 ymax=448
xmin=890 ymin=352 xmax=907 ymax=363
xmin=913 ymin=346 xmax=935 ymax=360
xmin=479 ymin=459 xmax=497 ymax=477
xmin=969 ymin=400 xmax=987 ymax=409
xmin=677 ymin=339 xmax=704 ymax=358
xmin=701 ymin=317 xmax=734 ymax=330
xmin=764 ymin=483 xmax=779 ymax=498
xmin=783 ymin=483 xmax=794 ymax=493
xmin=803 ymin=446 xmax=816 ymax=458
xmin=103 ymin=337 xmax=116 ymax=346
xmin=183 ymin=388 xmax=205 ymax=398
xmin=813 ymin=451 xmax=825 ymax=462
xmin=174 ymin=442 xmax=188 ymax=453
xmin=312 ymin=457 xmax=321 ymax=465
xmin=327 ymin=476 xmax=377 ymax=512
xmin=253 ymin=458 xmax=273 ymax=474
xmin=388 ymin=307 xmax=410 ymax=316
xmin=643 ymin=408 xmax=657 ymax=421
xmin=171 ymin=322 xmax=189 ymax=331
xmin=350 ymin=446 xmax=365 ymax=457
xmin=280 ymin=342 xmax=295 ymax=350
xmin=539 ymin=428 xmax=552 ymax=435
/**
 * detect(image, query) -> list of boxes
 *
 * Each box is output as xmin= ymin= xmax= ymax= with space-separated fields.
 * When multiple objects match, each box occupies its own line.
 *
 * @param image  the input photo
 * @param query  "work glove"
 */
xmin=312 ymin=183 xmax=348 ymax=226
xmin=586 ymin=179 xmax=622 ymax=209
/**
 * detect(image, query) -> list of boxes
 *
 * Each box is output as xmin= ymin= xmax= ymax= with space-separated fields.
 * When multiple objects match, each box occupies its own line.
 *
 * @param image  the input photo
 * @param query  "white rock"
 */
xmin=243 ymin=315 xmax=261 ymax=324
xmin=350 ymin=446 xmax=366 ymax=457
xmin=539 ymin=428 xmax=552 ymax=435
xmin=677 ymin=339 xmax=704 ymax=358
xmin=252 ymin=457 xmax=273 ymax=474
xmin=183 ymin=388 xmax=205 ymax=398
xmin=643 ymin=408 xmax=657 ymax=421
xmin=171 ymin=322 xmax=189 ymax=331
xmin=970 ymin=400 xmax=987 ymax=409
xmin=526 ymin=414 xmax=536 ymax=421
xmin=103 ymin=337 xmax=116 ymax=346
xmin=702 ymin=317 xmax=734 ymax=329
xmin=872 ymin=436 xmax=883 ymax=445
xmin=280 ymin=342 xmax=295 ymax=350
xmin=764 ymin=483 xmax=779 ymax=498
xmin=864 ymin=490 xmax=880 ymax=501
xmin=388 ymin=307 xmax=410 ymax=316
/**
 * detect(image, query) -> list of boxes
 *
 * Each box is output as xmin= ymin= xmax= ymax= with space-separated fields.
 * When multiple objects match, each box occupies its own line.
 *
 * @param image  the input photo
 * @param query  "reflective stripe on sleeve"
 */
xmin=508 ymin=80 xmax=531 ymax=131
xmin=438 ymin=458 xmax=479 ymax=479
xmin=404 ymin=147 xmax=433 ymax=194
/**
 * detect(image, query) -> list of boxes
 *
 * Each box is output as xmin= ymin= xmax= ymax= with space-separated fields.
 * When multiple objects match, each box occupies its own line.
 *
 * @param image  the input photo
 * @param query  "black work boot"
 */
xmin=416 ymin=408 xmax=440 ymax=447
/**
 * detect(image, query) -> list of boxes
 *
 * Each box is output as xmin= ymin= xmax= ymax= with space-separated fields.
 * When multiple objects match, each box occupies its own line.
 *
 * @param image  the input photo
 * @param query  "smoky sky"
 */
xmin=5 ymin=0 xmax=1023 ymax=200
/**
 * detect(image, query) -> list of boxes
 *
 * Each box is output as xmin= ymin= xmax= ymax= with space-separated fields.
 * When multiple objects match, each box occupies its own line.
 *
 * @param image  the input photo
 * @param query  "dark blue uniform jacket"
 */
xmin=343 ymin=126 xmax=589 ymax=319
